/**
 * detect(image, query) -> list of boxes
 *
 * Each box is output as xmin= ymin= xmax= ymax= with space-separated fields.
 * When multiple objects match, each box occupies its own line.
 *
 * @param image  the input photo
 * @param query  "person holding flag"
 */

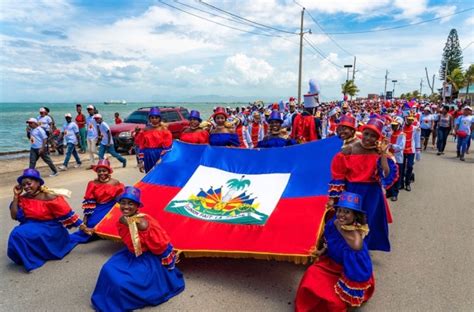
xmin=208 ymin=107 xmax=240 ymax=147
xmin=91 ymin=186 xmax=185 ymax=311
xmin=328 ymin=118 xmax=397 ymax=252
xmin=295 ymin=191 xmax=375 ymax=311
xmin=179 ymin=110 xmax=209 ymax=144
xmin=257 ymin=111 xmax=296 ymax=148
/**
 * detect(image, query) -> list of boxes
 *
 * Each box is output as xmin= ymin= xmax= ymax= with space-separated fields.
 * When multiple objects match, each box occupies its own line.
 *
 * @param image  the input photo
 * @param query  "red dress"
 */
xmin=179 ymin=129 xmax=209 ymax=144
xmin=329 ymin=153 xmax=397 ymax=251
xmin=19 ymin=196 xmax=81 ymax=227
xmin=291 ymin=113 xmax=317 ymax=143
xmin=135 ymin=128 xmax=173 ymax=173
xmin=83 ymin=181 xmax=125 ymax=206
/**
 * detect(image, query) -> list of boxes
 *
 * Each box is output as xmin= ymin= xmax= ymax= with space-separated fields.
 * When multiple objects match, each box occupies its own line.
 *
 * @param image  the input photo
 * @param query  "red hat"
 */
xmin=211 ymin=107 xmax=229 ymax=120
xmin=360 ymin=118 xmax=384 ymax=138
xmin=93 ymin=159 xmax=113 ymax=173
xmin=337 ymin=115 xmax=356 ymax=130
xmin=289 ymin=97 xmax=296 ymax=102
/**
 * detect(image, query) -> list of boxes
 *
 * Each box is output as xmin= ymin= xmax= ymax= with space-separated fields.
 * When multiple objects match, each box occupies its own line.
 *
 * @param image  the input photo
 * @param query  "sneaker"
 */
xmin=58 ymin=165 xmax=68 ymax=171
xmin=49 ymin=172 xmax=59 ymax=177
xmin=122 ymin=159 xmax=127 ymax=168
xmin=391 ymin=196 xmax=398 ymax=202
xmin=460 ymin=157 xmax=465 ymax=161
xmin=74 ymin=163 xmax=82 ymax=168
xmin=405 ymin=185 xmax=411 ymax=192
xmin=436 ymin=152 xmax=441 ymax=156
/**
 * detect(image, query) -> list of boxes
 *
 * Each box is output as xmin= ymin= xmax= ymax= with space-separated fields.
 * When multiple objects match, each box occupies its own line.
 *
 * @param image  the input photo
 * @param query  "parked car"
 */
xmin=110 ymin=106 xmax=190 ymax=152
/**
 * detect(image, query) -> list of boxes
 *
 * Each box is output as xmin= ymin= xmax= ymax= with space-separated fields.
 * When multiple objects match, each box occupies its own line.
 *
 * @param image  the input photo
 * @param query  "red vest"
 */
xmin=403 ymin=125 xmax=414 ymax=154
xmin=390 ymin=130 xmax=402 ymax=153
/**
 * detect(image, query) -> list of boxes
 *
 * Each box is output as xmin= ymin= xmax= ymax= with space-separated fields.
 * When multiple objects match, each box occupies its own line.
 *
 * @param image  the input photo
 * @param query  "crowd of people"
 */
xmin=15 ymin=87 xmax=473 ymax=311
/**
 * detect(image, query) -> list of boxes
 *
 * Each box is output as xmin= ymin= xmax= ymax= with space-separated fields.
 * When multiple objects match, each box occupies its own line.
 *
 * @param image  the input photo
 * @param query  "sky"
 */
xmin=0 ymin=0 xmax=473 ymax=103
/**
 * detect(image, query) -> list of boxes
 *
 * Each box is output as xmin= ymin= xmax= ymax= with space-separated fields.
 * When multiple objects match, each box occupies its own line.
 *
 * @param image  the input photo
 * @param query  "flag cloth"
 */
xmin=95 ymin=137 xmax=342 ymax=264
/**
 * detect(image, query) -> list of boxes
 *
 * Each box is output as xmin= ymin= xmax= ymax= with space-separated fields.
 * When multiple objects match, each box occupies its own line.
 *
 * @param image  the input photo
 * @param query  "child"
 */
xmin=295 ymin=192 xmax=375 ymax=312
xmin=114 ymin=112 xmax=122 ymax=124
xmin=91 ymin=186 xmax=185 ymax=311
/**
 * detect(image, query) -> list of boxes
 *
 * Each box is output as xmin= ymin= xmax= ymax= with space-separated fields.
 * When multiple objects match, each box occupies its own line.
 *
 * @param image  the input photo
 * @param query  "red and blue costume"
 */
xmin=8 ymin=196 xmax=82 ymax=271
xmin=179 ymin=129 xmax=209 ymax=144
xmin=70 ymin=181 xmax=124 ymax=243
xmin=295 ymin=218 xmax=375 ymax=311
xmin=329 ymin=152 xmax=397 ymax=251
xmin=209 ymin=132 xmax=240 ymax=147
xmin=135 ymin=127 xmax=173 ymax=173
xmin=91 ymin=213 xmax=185 ymax=311
xmin=257 ymin=135 xmax=296 ymax=148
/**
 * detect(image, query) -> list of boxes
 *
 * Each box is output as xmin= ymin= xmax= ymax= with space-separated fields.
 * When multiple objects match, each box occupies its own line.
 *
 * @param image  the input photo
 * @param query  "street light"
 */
xmin=392 ymin=80 xmax=398 ymax=97
xmin=344 ymin=65 xmax=353 ymax=82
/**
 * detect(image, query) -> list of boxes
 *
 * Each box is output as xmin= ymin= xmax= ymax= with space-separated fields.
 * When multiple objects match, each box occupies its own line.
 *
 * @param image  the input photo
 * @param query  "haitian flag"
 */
xmin=95 ymin=137 xmax=342 ymax=264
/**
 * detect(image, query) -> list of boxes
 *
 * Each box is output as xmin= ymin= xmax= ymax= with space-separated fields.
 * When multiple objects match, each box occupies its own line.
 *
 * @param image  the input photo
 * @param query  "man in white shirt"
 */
xmin=26 ymin=118 xmax=58 ymax=176
xmin=58 ymin=114 xmax=82 ymax=170
xmin=85 ymin=105 xmax=99 ymax=168
xmin=94 ymin=114 xmax=127 ymax=167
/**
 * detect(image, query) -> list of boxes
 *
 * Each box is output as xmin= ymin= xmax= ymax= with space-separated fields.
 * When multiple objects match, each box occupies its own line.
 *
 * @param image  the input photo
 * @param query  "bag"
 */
xmin=456 ymin=130 xmax=468 ymax=139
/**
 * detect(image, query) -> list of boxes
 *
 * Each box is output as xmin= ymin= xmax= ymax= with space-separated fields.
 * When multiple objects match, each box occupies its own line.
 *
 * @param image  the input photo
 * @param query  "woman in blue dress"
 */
xmin=8 ymin=168 xmax=93 ymax=271
xmin=91 ymin=186 xmax=185 ymax=311
xmin=209 ymin=107 xmax=240 ymax=147
xmin=295 ymin=191 xmax=375 ymax=311
xmin=257 ymin=111 xmax=296 ymax=148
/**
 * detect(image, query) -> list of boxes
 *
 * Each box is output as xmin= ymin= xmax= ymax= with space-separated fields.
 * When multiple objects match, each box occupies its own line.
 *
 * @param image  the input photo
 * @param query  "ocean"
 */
xmin=0 ymin=102 xmax=245 ymax=155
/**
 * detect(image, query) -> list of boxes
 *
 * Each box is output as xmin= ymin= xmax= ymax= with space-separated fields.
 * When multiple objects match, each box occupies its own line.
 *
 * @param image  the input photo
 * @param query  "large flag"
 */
xmin=95 ymin=137 xmax=342 ymax=264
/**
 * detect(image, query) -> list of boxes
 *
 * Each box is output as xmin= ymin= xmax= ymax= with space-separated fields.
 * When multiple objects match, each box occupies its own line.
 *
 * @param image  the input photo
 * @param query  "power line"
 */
xmin=312 ymin=7 xmax=474 ymax=35
xmin=198 ymin=0 xmax=299 ymax=35
xmin=172 ymin=0 xmax=292 ymax=37
xmin=158 ymin=1 xmax=285 ymax=38
xmin=463 ymin=41 xmax=474 ymax=50
xmin=303 ymin=37 xmax=342 ymax=68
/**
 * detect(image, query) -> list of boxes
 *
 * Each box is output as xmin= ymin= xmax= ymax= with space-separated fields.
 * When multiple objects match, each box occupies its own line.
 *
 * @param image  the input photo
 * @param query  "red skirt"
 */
xmin=295 ymin=256 xmax=375 ymax=312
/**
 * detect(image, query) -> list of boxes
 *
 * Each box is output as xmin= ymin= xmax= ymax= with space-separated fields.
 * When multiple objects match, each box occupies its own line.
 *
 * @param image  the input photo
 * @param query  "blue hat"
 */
xmin=335 ymin=192 xmax=364 ymax=214
xmin=148 ymin=107 xmax=161 ymax=118
xmin=117 ymin=186 xmax=143 ymax=207
xmin=17 ymin=168 xmax=44 ymax=186
xmin=188 ymin=110 xmax=202 ymax=122
xmin=268 ymin=110 xmax=283 ymax=123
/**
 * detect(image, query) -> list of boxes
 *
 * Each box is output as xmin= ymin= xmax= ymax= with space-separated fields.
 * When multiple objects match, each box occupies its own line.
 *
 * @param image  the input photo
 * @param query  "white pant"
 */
xmin=87 ymin=138 xmax=98 ymax=164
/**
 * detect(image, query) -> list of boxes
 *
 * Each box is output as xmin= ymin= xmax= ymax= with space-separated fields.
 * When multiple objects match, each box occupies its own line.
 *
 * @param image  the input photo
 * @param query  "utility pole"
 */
xmin=420 ymin=79 xmax=423 ymax=95
xmin=352 ymin=56 xmax=356 ymax=81
xmin=297 ymin=8 xmax=305 ymax=106
xmin=384 ymin=70 xmax=388 ymax=99
xmin=392 ymin=80 xmax=398 ymax=97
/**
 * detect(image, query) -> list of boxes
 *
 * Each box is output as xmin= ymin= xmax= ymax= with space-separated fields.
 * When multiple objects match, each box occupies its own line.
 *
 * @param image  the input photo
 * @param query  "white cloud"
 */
xmin=224 ymin=53 xmax=274 ymax=85
xmin=172 ymin=65 xmax=203 ymax=79
xmin=300 ymin=0 xmax=390 ymax=15
xmin=0 ymin=0 xmax=74 ymax=24
xmin=464 ymin=15 xmax=474 ymax=26
xmin=428 ymin=5 xmax=457 ymax=23
xmin=393 ymin=0 xmax=428 ymax=20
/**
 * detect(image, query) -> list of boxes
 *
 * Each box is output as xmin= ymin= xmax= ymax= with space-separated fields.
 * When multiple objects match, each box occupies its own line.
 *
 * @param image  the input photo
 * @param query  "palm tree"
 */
xmin=405 ymin=92 xmax=413 ymax=100
xmin=400 ymin=93 xmax=406 ymax=99
xmin=222 ymin=176 xmax=250 ymax=202
xmin=446 ymin=67 xmax=465 ymax=91
xmin=341 ymin=80 xmax=359 ymax=97
xmin=412 ymin=90 xmax=420 ymax=99
xmin=464 ymin=64 xmax=474 ymax=95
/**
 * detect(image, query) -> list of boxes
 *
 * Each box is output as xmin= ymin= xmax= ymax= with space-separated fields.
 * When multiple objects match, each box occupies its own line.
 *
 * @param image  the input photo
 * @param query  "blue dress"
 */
xmin=7 ymin=196 xmax=81 ymax=272
xmin=295 ymin=218 xmax=375 ymax=311
xmin=91 ymin=214 xmax=185 ymax=311
xmin=135 ymin=128 xmax=173 ymax=173
xmin=209 ymin=132 xmax=240 ymax=147
xmin=256 ymin=136 xmax=297 ymax=148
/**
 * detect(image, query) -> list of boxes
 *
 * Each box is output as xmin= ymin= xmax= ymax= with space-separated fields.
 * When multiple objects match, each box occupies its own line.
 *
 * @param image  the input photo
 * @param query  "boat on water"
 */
xmin=104 ymin=100 xmax=127 ymax=105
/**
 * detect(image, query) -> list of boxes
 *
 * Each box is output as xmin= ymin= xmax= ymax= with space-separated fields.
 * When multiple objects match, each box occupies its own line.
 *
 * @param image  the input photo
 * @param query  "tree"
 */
xmin=341 ymin=80 xmax=359 ymax=97
xmin=412 ymin=90 xmax=420 ymax=99
xmin=464 ymin=64 xmax=474 ymax=95
xmin=400 ymin=93 xmax=406 ymax=99
xmin=446 ymin=67 xmax=465 ymax=91
xmin=439 ymin=29 xmax=463 ymax=80
xmin=405 ymin=92 xmax=412 ymax=100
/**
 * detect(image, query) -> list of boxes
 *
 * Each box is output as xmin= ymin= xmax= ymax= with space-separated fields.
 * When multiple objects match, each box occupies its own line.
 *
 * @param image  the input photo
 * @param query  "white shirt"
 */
xmin=62 ymin=122 xmax=79 ymax=144
xmin=37 ymin=115 xmax=53 ymax=132
xmin=98 ymin=121 xmax=112 ymax=145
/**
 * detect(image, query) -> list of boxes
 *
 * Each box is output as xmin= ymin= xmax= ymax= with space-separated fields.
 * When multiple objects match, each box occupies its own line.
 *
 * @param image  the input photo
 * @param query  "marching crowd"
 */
xmin=10 ymin=88 xmax=474 ymax=311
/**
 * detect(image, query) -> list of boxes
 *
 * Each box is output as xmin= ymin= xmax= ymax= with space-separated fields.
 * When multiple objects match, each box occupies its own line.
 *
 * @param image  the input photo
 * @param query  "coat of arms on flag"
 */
xmin=165 ymin=166 xmax=290 ymax=225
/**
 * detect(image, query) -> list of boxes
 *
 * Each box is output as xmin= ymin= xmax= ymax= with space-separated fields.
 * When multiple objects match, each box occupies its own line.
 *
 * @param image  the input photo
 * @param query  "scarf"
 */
xmin=125 ymin=213 xmax=146 ymax=257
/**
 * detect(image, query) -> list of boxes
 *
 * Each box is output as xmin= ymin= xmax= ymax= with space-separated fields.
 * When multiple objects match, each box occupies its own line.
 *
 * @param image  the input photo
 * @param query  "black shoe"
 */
xmin=391 ymin=196 xmax=398 ymax=202
xmin=457 ymin=152 xmax=460 ymax=158
xmin=122 ymin=159 xmax=127 ymax=168
xmin=405 ymin=185 xmax=411 ymax=192
xmin=460 ymin=157 xmax=465 ymax=161
xmin=436 ymin=152 xmax=441 ymax=156
xmin=399 ymin=184 xmax=405 ymax=190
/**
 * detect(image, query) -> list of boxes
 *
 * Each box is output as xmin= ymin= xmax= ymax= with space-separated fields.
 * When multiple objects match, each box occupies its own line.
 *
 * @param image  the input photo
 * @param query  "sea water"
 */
xmin=0 ymin=102 xmax=245 ymax=154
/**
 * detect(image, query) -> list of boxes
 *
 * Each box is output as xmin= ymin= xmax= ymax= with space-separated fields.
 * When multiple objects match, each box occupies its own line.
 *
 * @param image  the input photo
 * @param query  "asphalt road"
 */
xmin=0 ymin=141 xmax=472 ymax=312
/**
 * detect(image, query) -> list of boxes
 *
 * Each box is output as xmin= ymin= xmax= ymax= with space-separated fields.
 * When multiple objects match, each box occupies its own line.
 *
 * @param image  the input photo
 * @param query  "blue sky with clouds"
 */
xmin=0 ymin=0 xmax=473 ymax=102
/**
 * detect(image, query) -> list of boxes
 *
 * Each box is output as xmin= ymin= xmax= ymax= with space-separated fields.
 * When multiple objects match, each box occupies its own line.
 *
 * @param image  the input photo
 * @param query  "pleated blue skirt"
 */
xmin=7 ymin=219 xmax=78 ymax=272
xmin=70 ymin=201 xmax=116 ymax=244
xmin=346 ymin=182 xmax=390 ymax=252
xmin=143 ymin=148 xmax=163 ymax=173
xmin=91 ymin=248 xmax=185 ymax=312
